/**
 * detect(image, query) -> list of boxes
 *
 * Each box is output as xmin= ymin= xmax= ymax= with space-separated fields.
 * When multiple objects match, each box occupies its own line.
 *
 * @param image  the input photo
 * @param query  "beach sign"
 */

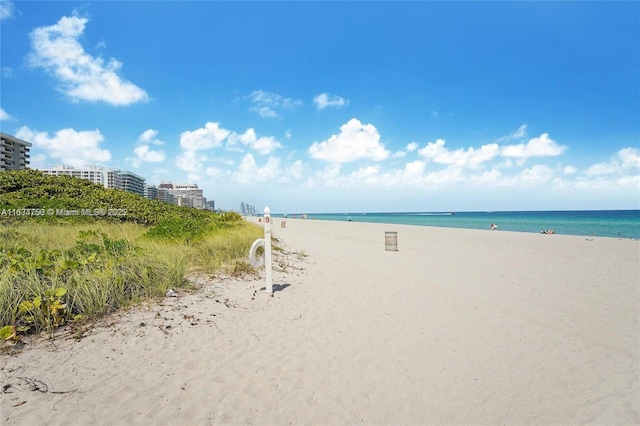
xmin=263 ymin=206 xmax=273 ymax=294
xmin=248 ymin=206 xmax=273 ymax=294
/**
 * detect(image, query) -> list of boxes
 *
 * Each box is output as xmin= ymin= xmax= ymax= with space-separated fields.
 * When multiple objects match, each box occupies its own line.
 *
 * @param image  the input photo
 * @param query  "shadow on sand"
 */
xmin=259 ymin=283 xmax=291 ymax=293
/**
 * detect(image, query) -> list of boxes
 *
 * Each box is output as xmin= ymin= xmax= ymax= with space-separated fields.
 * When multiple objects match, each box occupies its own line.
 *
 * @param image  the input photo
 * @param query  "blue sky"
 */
xmin=1 ymin=1 xmax=638 ymax=213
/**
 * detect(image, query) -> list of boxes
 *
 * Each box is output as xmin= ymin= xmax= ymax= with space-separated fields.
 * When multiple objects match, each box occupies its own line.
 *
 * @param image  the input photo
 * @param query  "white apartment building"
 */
xmin=146 ymin=181 xmax=204 ymax=209
xmin=1 ymin=132 xmax=32 ymax=171
xmin=39 ymin=165 xmax=146 ymax=196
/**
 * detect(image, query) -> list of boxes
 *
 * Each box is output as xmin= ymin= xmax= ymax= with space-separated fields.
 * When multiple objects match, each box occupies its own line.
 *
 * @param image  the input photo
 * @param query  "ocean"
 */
xmin=272 ymin=210 xmax=640 ymax=240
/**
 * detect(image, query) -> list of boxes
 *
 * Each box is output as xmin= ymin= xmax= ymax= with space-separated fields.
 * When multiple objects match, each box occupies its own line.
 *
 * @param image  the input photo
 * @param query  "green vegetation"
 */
xmin=0 ymin=170 xmax=263 ymax=341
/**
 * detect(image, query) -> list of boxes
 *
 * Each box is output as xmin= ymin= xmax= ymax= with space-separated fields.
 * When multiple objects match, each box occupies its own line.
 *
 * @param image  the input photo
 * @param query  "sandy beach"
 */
xmin=2 ymin=218 xmax=639 ymax=425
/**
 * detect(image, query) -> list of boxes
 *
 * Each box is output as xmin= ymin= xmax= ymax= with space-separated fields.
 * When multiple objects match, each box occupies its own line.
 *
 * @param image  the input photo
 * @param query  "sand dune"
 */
xmin=2 ymin=218 xmax=638 ymax=425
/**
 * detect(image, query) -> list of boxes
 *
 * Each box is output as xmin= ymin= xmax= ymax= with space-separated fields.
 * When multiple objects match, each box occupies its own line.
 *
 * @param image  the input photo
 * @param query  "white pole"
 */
xmin=263 ymin=206 xmax=273 ymax=294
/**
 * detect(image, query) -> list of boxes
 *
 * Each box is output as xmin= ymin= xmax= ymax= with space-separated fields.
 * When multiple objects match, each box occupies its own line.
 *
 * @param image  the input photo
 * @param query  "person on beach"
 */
xmin=490 ymin=223 xmax=498 ymax=230
xmin=541 ymin=229 xmax=555 ymax=234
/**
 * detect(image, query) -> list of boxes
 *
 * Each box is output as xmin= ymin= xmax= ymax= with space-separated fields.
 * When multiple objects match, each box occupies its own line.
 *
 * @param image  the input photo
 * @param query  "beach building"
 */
xmin=0 ymin=132 xmax=32 ymax=171
xmin=39 ymin=165 xmax=146 ymax=196
xmin=144 ymin=184 xmax=158 ymax=200
xmin=240 ymin=202 xmax=256 ymax=215
xmin=148 ymin=181 xmax=205 ymax=209
xmin=156 ymin=188 xmax=176 ymax=205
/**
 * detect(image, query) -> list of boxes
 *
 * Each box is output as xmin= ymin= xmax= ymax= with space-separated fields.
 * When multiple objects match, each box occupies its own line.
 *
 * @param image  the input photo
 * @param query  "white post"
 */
xmin=263 ymin=206 xmax=273 ymax=294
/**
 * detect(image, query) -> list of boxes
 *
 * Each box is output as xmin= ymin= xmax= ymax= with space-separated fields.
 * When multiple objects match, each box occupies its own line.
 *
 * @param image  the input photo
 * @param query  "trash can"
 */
xmin=281 ymin=221 xmax=287 ymax=228
xmin=385 ymin=231 xmax=398 ymax=251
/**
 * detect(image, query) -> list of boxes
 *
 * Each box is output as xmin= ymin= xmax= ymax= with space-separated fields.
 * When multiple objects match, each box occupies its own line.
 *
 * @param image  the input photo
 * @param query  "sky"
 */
xmin=1 ymin=0 xmax=638 ymax=213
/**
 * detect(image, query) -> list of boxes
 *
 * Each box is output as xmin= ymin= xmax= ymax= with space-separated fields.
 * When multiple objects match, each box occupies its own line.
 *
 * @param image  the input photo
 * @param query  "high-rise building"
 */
xmin=1 ymin=132 xmax=32 ymax=171
xmin=152 ymin=181 xmax=204 ymax=209
xmin=119 ymin=170 xmax=146 ymax=196
xmin=144 ymin=184 xmax=158 ymax=200
xmin=39 ymin=165 xmax=146 ymax=196
xmin=156 ymin=188 xmax=175 ymax=204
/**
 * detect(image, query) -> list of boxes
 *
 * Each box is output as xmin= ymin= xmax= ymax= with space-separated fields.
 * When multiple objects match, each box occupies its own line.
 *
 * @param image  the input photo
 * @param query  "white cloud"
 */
xmin=232 ymin=154 xmax=281 ymax=184
xmin=248 ymin=90 xmax=302 ymax=118
xmin=308 ymin=118 xmax=390 ymax=163
xmin=0 ymin=107 xmax=14 ymax=121
xmin=392 ymin=141 xmax=420 ymax=158
xmin=284 ymin=160 xmax=305 ymax=181
xmin=406 ymin=142 xmax=419 ymax=152
xmin=28 ymin=14 xmax=148 ymax=106
xmin=176 ymin=150 xmax=207 ymax=179
xmin=176 ymin=121 xmax=285 ymax=182
xmin=133 ymin=145 xmax=165 ymax=162
xmin=312 ymin=163 xmax=343 ymax=188
xmin=497 ymin=124 xmax=528 ymax=142
xmin=177 ymin=122 xmax=231 ymax=177
xmin=417 ymin=139 xmax=500 ymax=169
xmin=138 ymin=129 xmax=164 ymax=145
xmin=313 ymin=92 xmax=349 ymax=110
xmin=563 ymin=165 xmax=577 ymax=175
xmin=349 ymin=165 xmax=381 ymax=185
xmin=16 ymin=126 xmax=111 ymax=168
xmin=179 ymin=122 xmax=230 ymax=151
xmin=227 ymin=128 xmax=282 ymax=155
xmin=130 ymin=145 xmax=165 ymax=167
xmin=501 ymin=133 xmax=566 ymax=158
xmin=516 ymin=164 xmax=555 ymax=183
xmin=1 ymin=0 xmax=16 ymax=21
xmin=584 ymin=147 xmax=640 ymax=176
xmin=126 ymin=129 xmax=166 ymax=168
xmin=618 ymin=147 xmax=640 ymax=169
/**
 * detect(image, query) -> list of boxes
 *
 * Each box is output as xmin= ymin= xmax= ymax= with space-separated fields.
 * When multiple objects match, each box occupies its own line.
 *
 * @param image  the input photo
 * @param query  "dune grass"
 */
xmin=0 ymin=220 xmax=263 ymax=338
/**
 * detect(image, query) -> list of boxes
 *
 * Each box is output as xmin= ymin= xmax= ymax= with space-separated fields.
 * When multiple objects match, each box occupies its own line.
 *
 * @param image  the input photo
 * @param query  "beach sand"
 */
xmin=2 ymin=218 xmax=639 ymax=425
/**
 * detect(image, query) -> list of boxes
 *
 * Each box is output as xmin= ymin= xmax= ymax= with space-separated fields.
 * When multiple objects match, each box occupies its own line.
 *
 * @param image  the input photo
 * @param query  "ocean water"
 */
xmin=273 ymin=210 xmax=640 ymax=239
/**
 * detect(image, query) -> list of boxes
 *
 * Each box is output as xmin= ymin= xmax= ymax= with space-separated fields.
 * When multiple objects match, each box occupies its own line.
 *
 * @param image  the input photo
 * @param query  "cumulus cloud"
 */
xmin=28 ymin=14 xmax=148 ymax=106
xmin=16 ymin=126 xmax=111 ymax=168
xmin=176 ymin=122 xmax=230 ymax=177
xmin=248 ymin=90 xmax=302 ymax=118
xmin=501 ymin=133 xmax=566 ymax=158
xmin=313 ymin=92 xmax=349 ymax=110
xmin=180 ymin=122 xmax=230 ymax=152
xmin=227 ymin=128 xmax=282 ymax=155
xmin=131 ymin=145 xmax=165 ymax=164
xmin=232 ymin=154 xmax=281 ymax=184
xmin=497 ymin=124 xmax=528 ymax=142
xmin=584 ymin=147 xmax=640 ymax=176
xmin=127 ymin=129 xmax=166 ymax=168
xmin=418 ymin=139 xmax=500 ymax=169
xmin=137 ymin=129 xmax=164 ymax=146
xmin=516 ymin=165 xmax=555 ymax=183
xmin=413 ymin=130 xmax=565 ymax=171
xmin=178 ymin=153 xmax=210 ymax=182
xmin=284 ymin=160 xmax=305 ymax=181
xmin=308 ymin=118 xmax=390 ymax=163
xmin=176 ymin=121 xmax=285 ymax=180
xmin=1 ymin=0 xmax=16 ymax=21
xmin=392 ymin=141 xmax=420 ymax=159
xmin=0 ymin=107 xmax=14 ymax=121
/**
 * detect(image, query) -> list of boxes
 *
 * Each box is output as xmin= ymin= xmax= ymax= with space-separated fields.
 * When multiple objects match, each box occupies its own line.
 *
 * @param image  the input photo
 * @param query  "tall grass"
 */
xmin=0 ymin=220 xmax=263 ymax=334
xmin=191 ymin=221 xmax=264 ymax=273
